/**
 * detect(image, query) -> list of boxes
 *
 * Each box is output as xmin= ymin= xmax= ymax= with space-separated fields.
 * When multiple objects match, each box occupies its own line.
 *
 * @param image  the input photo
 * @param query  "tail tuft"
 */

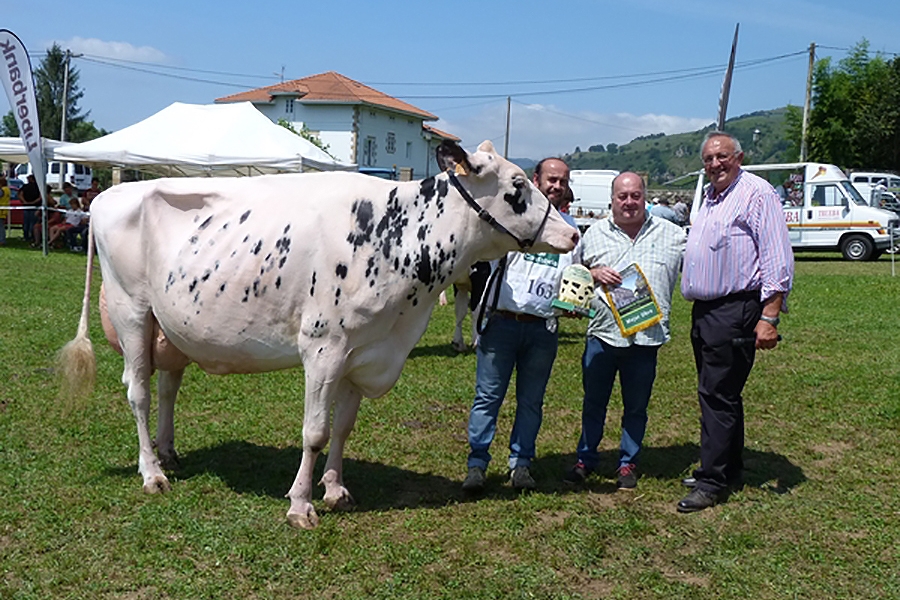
xmin=58 ymin=334 xmax=96 ymax=400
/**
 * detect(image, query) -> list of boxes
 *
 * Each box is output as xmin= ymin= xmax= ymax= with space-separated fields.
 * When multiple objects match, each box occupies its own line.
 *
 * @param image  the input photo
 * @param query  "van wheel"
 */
xmin=841 ymin=235 xmax=874 ymax=261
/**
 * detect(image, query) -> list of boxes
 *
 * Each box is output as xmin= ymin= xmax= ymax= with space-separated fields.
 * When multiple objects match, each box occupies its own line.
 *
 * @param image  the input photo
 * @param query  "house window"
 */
xmin=389 ymin=115 xmax=395 ymax=121
xmin=386 ymin=132 xmax=396 ymax=154
xmin=369 ymin=111 xmax=376 ymax=118
xmin=406 ymin=141 xmax=412 ymax=159
xmin=363 ymin=136 xmax=377 ymax=166
xmin=285 ymin=99 xmax=293 ymax=114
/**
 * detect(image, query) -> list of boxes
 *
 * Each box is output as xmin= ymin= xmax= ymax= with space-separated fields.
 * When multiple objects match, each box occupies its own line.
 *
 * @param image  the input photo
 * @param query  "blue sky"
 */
xmin=3 ymin=0 xmax=899 ymax=159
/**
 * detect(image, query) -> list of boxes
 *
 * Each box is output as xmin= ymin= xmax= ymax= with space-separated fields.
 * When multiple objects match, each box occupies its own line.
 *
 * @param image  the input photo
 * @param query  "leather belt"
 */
xmin=495 ymin=309 xmax=544 ymax=323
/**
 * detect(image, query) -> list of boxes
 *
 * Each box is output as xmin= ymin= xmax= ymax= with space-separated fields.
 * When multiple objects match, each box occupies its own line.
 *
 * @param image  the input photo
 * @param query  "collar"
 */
xmin=706 ymin=169 xmax=744 ymax=205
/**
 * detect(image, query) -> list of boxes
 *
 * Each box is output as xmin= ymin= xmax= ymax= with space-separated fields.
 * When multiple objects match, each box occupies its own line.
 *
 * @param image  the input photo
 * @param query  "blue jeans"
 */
xmin=22 ymin=208 xmax=37 ymax=242
xmin=576 ymin=337 xmax=659 ymax=470
xmin=467 ymin=315 xmax=559 ymax=470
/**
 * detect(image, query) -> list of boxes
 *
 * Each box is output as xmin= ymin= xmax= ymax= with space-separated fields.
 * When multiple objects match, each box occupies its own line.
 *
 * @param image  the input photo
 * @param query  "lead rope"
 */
xmin=476 ymin=255 xmax=507 ymax=336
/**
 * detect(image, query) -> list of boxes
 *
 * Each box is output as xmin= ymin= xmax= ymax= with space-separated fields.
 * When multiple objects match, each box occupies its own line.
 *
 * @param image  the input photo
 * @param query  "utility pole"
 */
xmin=503 ymin=96 xmax=511 ymax=159
xmin=800 ymin=42 xmax=815 ymax=162
xmin=59 ymin=49 xmax=82 ymax=189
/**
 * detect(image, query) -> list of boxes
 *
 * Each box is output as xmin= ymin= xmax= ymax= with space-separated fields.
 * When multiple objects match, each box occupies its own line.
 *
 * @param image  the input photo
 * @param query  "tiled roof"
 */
xmin=423 ymin=124 xmax=460 ymax=142
xmin=216 ymin=71 xmax=437 ymax=121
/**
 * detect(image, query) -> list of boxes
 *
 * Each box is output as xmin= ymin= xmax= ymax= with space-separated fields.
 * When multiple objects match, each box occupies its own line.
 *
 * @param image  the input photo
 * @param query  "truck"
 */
xmin=568 ymin=169 xmax=618 ymax=230
xmin=690 ymin=162 xmax=900 ymax=261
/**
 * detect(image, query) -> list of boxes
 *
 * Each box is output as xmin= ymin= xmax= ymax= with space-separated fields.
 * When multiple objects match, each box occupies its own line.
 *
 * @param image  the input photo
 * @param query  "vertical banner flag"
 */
xmin=716 ymin=23 xmax=740 ymax=132
xmin=0 ymin=29 xmax=47 ymax=193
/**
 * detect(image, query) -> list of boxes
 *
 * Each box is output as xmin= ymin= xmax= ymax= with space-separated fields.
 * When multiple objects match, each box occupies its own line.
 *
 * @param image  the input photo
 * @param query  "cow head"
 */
xmin=436 ymin=140 xmax=578 ymax=257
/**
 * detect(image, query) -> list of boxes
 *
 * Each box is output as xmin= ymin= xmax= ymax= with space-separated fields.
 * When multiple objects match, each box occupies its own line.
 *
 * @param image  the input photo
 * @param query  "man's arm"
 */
xmin=755 ymin=292 xmax=783 ymax=350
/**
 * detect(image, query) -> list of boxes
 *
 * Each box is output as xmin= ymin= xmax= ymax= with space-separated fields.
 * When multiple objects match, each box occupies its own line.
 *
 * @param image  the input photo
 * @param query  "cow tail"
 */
xmin=58 ymin=223 xmax=96 ymax=400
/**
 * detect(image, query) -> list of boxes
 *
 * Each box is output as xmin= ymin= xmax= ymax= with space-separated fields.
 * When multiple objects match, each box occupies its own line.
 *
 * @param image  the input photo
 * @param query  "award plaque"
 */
xmin=551 ymin=264 xmax=597 ymax=318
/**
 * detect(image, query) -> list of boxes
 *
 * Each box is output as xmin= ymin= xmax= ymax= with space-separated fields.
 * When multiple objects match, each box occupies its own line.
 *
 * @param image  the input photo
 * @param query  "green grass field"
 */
xmin=1 ymin=233 xmax=899 ymax=599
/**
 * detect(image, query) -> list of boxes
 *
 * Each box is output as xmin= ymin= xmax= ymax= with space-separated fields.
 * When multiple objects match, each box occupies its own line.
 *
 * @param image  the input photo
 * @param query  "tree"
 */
xmin=588 ymin=144 xmax=605 ymax=153
xmin=606 ymin=143 xmax=618 ymax=155
xmin=276 ymin=118 xmax=335 ymax=159
xmin=802 ymin=41 xmax=900 ymax=169
xmin=1 ymin=43 xmax=103 ymax=142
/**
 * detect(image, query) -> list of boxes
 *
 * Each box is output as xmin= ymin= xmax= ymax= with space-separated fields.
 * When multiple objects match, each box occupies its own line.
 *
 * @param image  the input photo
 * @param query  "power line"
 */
xmin=79 ymin=53 xmax=279 ymax=80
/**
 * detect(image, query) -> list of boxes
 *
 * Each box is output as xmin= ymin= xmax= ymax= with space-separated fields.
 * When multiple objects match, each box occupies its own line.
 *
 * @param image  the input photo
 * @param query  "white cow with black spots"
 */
xmin=61 ymin=141 xmax=579 ymax=529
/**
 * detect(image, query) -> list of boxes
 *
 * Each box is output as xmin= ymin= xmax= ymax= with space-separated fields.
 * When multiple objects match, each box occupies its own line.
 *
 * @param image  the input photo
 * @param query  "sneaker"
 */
xmin=616 ymin=463 xmax=638 ymax=490
xmin=509 ymin=465 xmax=536 ymax=490
xmin=563 ymin=460 xmax=590 ymax=484
xmin=462 ymin=466 xmax=486 ymax=492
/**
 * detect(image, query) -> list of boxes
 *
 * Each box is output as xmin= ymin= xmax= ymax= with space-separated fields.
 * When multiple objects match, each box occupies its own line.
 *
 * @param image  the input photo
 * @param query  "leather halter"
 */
xmin=446 ymin=171 xmax=552 ymax=250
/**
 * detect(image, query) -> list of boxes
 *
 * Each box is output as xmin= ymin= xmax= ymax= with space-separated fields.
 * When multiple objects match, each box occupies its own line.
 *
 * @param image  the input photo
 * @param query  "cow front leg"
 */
xmin=286 ymin=369 xmax=339 ymax=529
xmin=155 ymin=368 xmax=184 ymax=470
xmin=322 ymin=387 xmax=362 ymax=511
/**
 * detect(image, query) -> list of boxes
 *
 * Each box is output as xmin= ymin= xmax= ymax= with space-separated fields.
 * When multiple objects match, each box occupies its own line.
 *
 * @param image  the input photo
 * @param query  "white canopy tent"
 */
xmin=0 ymin=137 xmax=72 ymax=165
xmin=52 ymin=102 xmax=355 ymax=176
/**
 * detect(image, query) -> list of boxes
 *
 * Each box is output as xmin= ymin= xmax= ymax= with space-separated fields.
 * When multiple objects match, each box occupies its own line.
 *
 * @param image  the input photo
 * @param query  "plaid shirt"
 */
xmin=580 ymin=214 xmax=687 ymax=347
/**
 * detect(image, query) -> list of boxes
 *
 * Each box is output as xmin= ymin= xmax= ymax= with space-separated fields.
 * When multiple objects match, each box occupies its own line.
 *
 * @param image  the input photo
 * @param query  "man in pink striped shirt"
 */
xmin=677 ymin=131 xmax=794 ymax=513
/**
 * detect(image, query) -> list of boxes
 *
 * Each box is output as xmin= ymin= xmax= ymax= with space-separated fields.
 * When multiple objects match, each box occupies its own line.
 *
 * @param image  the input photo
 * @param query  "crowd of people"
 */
xmin=461 ymin=131 xmax=794 ymax=513
xmin=0 ymin=175 xmax=99 ymax=250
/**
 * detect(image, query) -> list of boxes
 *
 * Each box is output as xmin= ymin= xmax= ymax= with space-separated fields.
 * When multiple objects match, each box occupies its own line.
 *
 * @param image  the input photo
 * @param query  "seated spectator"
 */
xmin=33 ymin=192 xmax=63 ymax=248
xmin=65 ymin=198 xmax=90 ymax=251
xmin=48 ymin=198 xmax=86 ymax=249
xmin=58 ymin=181 xmax=76 ymax=208
xmin=83 ymin=177 xmax=102 ymax=209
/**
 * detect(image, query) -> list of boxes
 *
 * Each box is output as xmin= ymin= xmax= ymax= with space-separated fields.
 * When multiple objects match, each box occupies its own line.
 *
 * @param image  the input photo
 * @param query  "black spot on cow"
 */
xmin=201 ymin=269 xmax=211 ymax=282
xmin=252 ymin=240 xmax=263 ymax=255
xmin=279 ymin=256 xmax=287 ymax=268
xmin=242 ymin=287 xmax=250 ymax=302
xmin=347 ymin=199 xmax=375 ymax=249
xmin=334 ymin=287 xmax=342 ymax=305
xmin=243 ymin=235 xmax=249 ymax=243
xmin=230 ymin=250 xmax=237 ymax=258
xmin=317 ymin=347 xmax=323 ymax=354
xmin=217 ymin=283 xmax=226 ymax=297
xmin=189 ymin=277 xmax=198 ymax=293
xmin=165 ymin=271 xmax=175 ymax=293
xmin=193 ymin=215 xmax=199 ymax=223
xmin=335 ymin=263 xmax=348 ymax=279
xmin=403 ymin=256 xmax=411 ymax=267
xmin=220 ymin=222 xmax=229 ymax=231
xmin=189 ymin=235 xmax=199 ymax=245
xmin=419 ymin=177 xmax=436 ymax=205
xmin=412 ymin=298 xmax=419 ymax=306
xmin=417 ymin=225 xmax=428 ymax=241
xmin=284 ymin=224 xmax=291 ymax=234
xmin=193 ymin=292 xmax=199 ymax=304
xmin=393 ymin=257 xmax=399 ymax=271
xmin=275 ymin=276 xmax=282 ymax=289
xmin=199 ymin=215 xmax=213 ymax=230
xmin=505 ymin=187 xmax=527 ymax=215
xmin=449 ymin=234 xmax=455 ymax=243
xmin=437 ymin=178 xmax=448 ymax=199
xmin=310 ymin=271 xmax=316 ymax=296
xmin=214 ymin=260 xmax=220 ymax=271
xmin=415 ymin=245 xmax=434 ymax=285
xmin=252 ymin=278 xmax=261 ymax=297
xmin=240 ymin=210 xmax=251 ymax=224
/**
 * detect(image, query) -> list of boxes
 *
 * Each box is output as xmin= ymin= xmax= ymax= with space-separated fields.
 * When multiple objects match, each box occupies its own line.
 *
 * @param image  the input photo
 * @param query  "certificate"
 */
xmin=601 ymin=263 xmax=661 ymax=336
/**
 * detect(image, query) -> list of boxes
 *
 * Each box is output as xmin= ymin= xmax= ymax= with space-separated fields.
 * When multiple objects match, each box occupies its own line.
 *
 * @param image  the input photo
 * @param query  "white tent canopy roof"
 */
xmin=0 ymin=137 xmax=72 ymax=165
xmin=52 ymin=102 xmax=355 ymax=176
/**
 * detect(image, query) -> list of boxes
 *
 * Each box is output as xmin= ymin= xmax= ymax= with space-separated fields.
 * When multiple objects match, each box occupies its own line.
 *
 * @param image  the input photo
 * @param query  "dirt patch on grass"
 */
xmin=810 ymin=441 xmax=854 ymax=468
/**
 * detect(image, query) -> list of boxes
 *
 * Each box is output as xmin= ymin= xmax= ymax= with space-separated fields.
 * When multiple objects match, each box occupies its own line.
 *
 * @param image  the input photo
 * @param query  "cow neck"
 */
xmin=446 ymin=171 xmax=550 ymax=250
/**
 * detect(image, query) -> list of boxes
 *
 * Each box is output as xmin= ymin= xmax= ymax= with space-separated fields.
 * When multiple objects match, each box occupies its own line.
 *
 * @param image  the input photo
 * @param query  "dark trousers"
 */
xmin=690 ymin=292 xmax=761 ymax=494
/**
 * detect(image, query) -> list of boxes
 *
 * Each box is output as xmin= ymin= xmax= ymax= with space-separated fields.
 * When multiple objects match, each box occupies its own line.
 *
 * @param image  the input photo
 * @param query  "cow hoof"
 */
xmin=158 ymin=452 xmax=180 ymax=470
xmin=451 ymin=340 xmax=467 ymax=353
xmin=142 ymin=475 xmax=171 ymax=494
xmin=324 ymin=488 xmax=356 ymax=512
xmin=287 ymin=505 xmax=319 ymax=529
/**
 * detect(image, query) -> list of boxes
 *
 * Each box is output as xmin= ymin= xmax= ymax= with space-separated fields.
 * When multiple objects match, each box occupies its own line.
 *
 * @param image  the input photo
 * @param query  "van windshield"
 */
xmin=841 ymin=181 xmax=868 ymax=206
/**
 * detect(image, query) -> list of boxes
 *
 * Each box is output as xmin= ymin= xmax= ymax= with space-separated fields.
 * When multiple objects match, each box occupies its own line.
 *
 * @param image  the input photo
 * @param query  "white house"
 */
xmin=216 ymin=71 xmax=459 ymax=179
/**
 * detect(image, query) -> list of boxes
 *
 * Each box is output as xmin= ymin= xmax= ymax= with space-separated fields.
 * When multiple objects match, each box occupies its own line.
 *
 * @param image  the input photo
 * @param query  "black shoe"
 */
xmin=677 ymin=488 xmax=720 ymax=513
xmin=510 ymin=465 xmax=537 ymax=490
xmin=563 ymin=461 xmax=590 ymax=484
xmin=616 ymin=463 xmax=638 ymax=490
xmin=462 ymin=466 xmax=486 ymax=492
xmin=682 ymin=476 xmax=697 ymax=488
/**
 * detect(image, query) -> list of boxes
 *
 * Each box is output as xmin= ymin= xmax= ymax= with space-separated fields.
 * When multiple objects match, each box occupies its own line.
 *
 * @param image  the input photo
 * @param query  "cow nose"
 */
xmin=571 ymin=230 xmax=580 ymax=245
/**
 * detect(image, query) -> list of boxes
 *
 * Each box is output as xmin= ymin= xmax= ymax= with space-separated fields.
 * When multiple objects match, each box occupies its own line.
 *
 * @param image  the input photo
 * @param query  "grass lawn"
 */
xmin=1 ymin=230 xmax=899 ymax=599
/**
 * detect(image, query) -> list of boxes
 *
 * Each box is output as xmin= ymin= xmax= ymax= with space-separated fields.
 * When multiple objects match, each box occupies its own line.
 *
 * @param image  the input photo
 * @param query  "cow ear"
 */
xmin=436 ymin=141 xmax=472 ymax=176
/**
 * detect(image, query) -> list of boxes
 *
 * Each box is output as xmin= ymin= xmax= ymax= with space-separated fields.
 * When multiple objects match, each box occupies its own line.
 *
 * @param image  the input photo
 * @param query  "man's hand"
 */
xmin=754 ymin=320 xmax=779 ymax=350
xmin=590 ymin=266 xmax=622 ymax=286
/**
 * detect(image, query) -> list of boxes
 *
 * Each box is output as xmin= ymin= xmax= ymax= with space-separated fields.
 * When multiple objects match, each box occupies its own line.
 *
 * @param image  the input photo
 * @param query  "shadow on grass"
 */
xmin=104 ymin=440 xmax=805 ymax=511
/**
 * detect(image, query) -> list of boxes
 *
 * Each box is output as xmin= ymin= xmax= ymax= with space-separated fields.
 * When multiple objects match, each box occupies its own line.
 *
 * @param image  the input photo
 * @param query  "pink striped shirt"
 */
xmin=681 ymin=170 xmax=793 ymax=306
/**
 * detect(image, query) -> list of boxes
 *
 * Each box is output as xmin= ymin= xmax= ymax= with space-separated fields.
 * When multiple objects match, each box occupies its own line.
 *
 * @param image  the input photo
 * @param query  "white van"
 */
xmin=14 ymin=161 xmax=93 ymax=190
xmin=691 ymin=162 xmax=899 ymax=261
xmin=849 ymin=171 xmax=900 ymax=214
xmin=569 ymin=169 xmax=619 ymax=230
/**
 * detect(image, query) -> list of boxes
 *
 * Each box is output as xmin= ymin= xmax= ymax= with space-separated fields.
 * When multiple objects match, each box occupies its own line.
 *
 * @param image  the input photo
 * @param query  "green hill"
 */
xmin=562 ymin=107 xmax=795 ymax=187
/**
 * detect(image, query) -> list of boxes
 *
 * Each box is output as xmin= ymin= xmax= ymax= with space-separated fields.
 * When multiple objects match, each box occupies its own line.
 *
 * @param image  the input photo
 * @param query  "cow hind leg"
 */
xmin=452 ymin=288 xmax=470 ymax=353
xmin=123 ymin=336 xmax=170 ymax=493
xmin=155 ymin=368 xmax=184 ymax=470
xmin=321 ymin=386 xmax=362 ymax=512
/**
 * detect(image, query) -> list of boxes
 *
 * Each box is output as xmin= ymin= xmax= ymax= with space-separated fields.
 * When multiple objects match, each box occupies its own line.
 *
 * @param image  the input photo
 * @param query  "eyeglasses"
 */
xmin=702 ymin=152 xmax=736 ymax=165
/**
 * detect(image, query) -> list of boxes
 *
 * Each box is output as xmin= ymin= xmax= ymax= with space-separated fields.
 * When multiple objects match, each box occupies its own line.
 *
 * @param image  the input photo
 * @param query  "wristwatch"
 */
xmin=759 ymin=315 xmax=780 ymax=327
